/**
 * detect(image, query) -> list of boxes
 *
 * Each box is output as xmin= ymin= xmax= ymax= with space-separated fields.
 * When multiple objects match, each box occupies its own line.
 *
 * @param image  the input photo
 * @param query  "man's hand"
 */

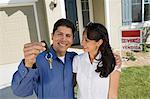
xmin=113 ymin=52 xmax=122 ymax=69
xmin=23 ymin=42 xmax=46 ymax=68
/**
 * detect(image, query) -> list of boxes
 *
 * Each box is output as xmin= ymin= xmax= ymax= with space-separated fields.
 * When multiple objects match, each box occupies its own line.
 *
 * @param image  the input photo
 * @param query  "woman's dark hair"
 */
xmin=53 ymin=18 xmax=75 ymax=36
xmin=84 ymin=22 xmax=116 ymax=77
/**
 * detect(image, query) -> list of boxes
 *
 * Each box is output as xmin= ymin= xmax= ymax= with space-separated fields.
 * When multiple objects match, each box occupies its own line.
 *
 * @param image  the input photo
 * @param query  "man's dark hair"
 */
xmin=53 ymin=18 xmax=75 ymax=36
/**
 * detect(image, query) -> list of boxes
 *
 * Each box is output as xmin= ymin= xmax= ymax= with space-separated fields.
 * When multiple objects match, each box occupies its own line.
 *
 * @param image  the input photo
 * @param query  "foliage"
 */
xmin=142 ymin=27 xmax=150 ymax=43
xmin=141 ymin=27 xmax=150 ymax=52
xmin=141 ymin=43 xmax=149 ymax=52
xmin=125 ymin=51 xmax=136 ymax=61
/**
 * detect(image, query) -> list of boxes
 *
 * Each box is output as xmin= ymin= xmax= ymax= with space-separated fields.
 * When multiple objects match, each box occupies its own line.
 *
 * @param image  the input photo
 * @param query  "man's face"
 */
xmin=52 ymin=26 xmax=73 ymax=56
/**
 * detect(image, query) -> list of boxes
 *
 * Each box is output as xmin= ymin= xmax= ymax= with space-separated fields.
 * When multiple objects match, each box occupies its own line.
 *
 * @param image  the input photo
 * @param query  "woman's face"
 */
xmin=81 ymin=32 xmax=102 ymax=54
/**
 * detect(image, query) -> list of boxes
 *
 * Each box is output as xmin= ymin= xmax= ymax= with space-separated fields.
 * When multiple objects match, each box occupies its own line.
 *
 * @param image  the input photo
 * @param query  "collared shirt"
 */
xmin=73 ymin=52 xmax=110 ymax=99
xmin=11 ymin=47 xmax=77 ymax=99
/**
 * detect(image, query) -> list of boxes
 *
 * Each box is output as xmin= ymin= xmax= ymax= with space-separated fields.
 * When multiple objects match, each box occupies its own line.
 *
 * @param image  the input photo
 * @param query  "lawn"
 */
xmin=119 ymin=66 xmax=150 ymax=99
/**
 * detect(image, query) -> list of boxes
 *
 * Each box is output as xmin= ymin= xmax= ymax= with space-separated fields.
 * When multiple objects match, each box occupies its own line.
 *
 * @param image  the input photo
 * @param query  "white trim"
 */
xmin=33 ymin=3 xmax=41 ymax=41
xmin=142 ymin=0 xmax=145 ymax=22
xmin=0 ymin=0 xmax=38 ymax=4
xmin=123 ymin=0 xmax=150 ymax=25
xmin=0 ymin=2 xmax=34 ymax=7
xmin=0 ymin=0 xmax=38 ymax=7
xmin=88 ymin=0 xmax=93 ymax=21
xmin=104 ymin=0 xmax=111 ymax=44
xmin=60 ymin=0 xmax=66 ymax=18
xmin=76 ymin=0 xmax=93 ymax=43
xmin=76 ymin=0 xmax=84 ymax=43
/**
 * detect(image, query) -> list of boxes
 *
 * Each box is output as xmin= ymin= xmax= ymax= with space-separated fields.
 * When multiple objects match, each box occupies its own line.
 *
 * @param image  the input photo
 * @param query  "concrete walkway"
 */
xmin=0 ymin=87 xmax=36 ymax=99
xmin=122 ymin=51 xmax=150 ymax=67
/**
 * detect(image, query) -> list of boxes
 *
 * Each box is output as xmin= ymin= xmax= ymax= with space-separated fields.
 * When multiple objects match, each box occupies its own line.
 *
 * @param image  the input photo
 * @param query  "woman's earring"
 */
xmin=96 ymin=46 xmax=99 ymax=50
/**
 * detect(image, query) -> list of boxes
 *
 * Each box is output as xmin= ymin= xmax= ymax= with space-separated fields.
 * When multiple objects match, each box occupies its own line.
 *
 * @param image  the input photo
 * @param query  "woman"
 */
xmin=73 ymin=22 xmax=121 ymax=99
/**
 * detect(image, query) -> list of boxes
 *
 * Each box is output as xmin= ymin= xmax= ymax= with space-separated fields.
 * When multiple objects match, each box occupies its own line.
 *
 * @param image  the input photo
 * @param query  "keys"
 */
xmin=45 ymin=51 xmax=53 ymax=70
xmin=48 ymin=58 xmax=53 ymax=69
xmin=42 ymin=40 xmax=53 ymax=70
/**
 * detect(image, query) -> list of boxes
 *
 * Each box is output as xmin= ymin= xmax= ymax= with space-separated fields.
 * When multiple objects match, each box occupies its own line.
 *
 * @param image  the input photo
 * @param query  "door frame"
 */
xmin=64 ymin=0 xmax=80 ymax=45
xmin=76 ymin=0 xmax=94 ymax=43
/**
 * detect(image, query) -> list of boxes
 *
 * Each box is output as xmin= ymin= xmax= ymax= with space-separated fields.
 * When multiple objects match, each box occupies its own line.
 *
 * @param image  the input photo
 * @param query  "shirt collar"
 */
xmin=49 ymin=46 xmax=58 ymax=59
xmin=85 ymin=52 xmax=102 ymax=64
xmin=49 ymin=46 xmax=71 ymax=60
xmin=49 ymin=45 xmax=76 ymax=62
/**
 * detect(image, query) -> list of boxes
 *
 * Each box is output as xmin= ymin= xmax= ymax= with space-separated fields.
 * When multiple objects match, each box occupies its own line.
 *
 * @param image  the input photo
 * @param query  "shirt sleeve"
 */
xmin=73 ymin=56 xmax=78 ymax=73
xmin=11 ymin=60 xmax=39 ymax=97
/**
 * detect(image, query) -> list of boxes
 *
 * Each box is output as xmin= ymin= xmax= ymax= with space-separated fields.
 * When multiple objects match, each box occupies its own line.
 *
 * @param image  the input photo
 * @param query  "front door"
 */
xmin=65 ymin=0 xmax=80 ymax=45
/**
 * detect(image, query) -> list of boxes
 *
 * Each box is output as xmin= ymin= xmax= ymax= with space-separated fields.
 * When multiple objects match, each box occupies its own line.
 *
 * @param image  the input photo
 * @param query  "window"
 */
xmin=81 ymin=0 xmax=90 ymax=27
xmin=122 ymin=0 xmax=150 ymax=25
xmin=132 ymin=0 xmax=142 ymax=22
xmin=144 ymin=0 xmax=150 ymax=2
xmin=144 ymin=0 xmax=150 ymax=21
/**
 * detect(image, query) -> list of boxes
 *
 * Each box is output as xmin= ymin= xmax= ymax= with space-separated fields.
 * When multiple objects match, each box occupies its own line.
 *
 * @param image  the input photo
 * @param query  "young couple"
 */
xmin=12 ymin=18 xmax=121 ymax=99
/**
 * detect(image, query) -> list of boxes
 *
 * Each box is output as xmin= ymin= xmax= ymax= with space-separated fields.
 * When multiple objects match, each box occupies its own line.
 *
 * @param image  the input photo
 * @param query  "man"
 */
xmin=12 ymin=19 xmax=77 ymax=99
xmin=11 ymin=19 xmax=121 ymax=99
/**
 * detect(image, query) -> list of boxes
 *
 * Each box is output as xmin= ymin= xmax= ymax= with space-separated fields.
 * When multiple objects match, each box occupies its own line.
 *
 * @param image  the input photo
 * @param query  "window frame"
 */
xmin=122 ymin=0 xmax=150 ymax=25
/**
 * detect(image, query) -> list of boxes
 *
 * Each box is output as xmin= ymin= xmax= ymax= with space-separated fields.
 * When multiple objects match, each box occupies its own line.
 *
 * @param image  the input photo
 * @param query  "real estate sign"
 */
xmin=121 ymin=30 xmax=142 ymax=50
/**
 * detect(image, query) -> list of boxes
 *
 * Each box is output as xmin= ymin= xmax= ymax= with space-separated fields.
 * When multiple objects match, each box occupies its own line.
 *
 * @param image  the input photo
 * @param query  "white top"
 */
xmin=73 ymin=52 xmax=120 ymax=99
xmin=58 ymin=56 xmax=65 ymax=63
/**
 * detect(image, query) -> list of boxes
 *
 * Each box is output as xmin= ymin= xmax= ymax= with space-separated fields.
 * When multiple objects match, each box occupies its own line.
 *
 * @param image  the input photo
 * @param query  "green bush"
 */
xmin=125 ymin=51 xmax=136 ymax=61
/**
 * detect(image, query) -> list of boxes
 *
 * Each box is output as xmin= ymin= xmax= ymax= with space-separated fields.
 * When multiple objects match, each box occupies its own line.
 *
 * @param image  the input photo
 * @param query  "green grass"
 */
xmin=119 ymin=66 xmax=150 ymax=99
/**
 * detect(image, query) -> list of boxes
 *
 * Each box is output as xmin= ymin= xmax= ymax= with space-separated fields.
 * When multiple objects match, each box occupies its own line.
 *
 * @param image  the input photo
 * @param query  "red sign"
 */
xmin=121 ymin=30 xmax=142 ymax=50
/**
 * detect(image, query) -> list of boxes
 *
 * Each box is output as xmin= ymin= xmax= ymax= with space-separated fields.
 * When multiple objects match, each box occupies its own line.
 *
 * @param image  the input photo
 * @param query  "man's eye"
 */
xmin=66 ymin=34 xmax=72 ymax=38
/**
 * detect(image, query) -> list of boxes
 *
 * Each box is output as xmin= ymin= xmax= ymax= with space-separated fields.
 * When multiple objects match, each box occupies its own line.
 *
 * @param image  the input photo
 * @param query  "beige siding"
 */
xmin=0 ymin=10 xmax=30 ymax=64
xmin=92 ymin=0 xmax=105 ymax=25
xmin=0 ymin=1 xmax=51 ymax=65
xmin=0 ymin=6 xmax=39 ymax=42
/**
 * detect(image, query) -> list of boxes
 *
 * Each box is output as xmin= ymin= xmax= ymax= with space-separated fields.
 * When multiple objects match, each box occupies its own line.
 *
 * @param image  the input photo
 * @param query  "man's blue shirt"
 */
xmin=11 ymin=47 xmax=77 ymax=99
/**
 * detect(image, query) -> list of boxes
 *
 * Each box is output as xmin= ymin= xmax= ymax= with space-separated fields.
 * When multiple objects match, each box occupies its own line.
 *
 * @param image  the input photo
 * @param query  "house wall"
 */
xmin=0 ymin=0 xmax=50 ymax=65
xmin=92 ymin=0 xmax=105 ymax=25
xmin=0 ymin=6 xmax=33 ymax=88
xmin=0 ymin=0 xmax=50 ymax=88
xmin=44 ymin=0 xmax=66 ymax=43
xmin=91 ymin=0 xmax=122 ymax=49
xmin=0 ymin=6 xmax=33 ymax=64
xmin=109 ymin=0 xmax=122 ymax=49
